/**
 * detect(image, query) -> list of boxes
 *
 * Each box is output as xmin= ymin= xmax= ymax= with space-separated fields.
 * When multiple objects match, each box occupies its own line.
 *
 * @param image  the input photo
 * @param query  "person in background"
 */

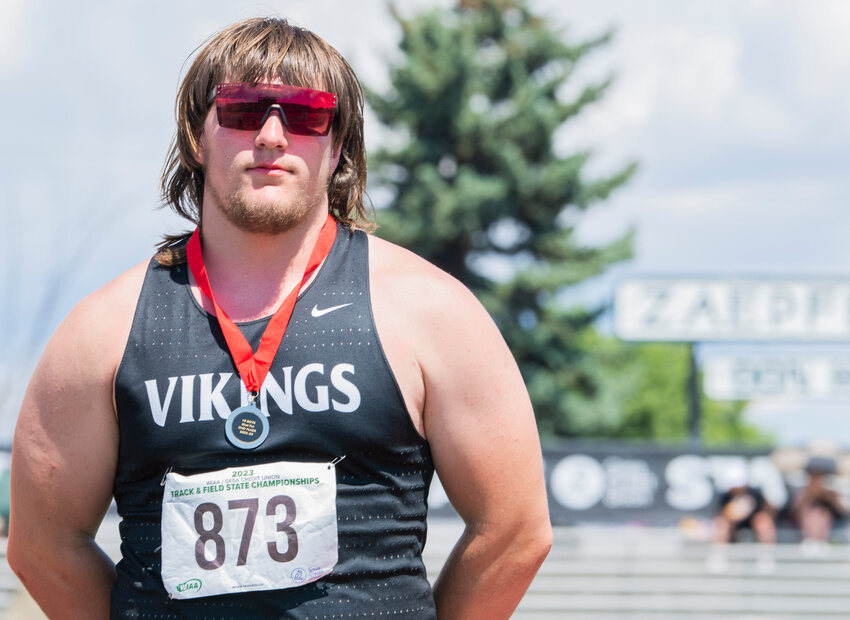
xmin=791 ymin=456 xmax=847 ymax=555
xmin=713 ymin=471 xmax=777 ymax=546
xmin=707 ymin=468 xmax=777 ymax=574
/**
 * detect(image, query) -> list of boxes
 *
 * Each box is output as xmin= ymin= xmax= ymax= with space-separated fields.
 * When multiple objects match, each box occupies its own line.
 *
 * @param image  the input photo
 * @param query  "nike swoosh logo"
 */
xmin=311 ymin=303 xmax=353 ymax=317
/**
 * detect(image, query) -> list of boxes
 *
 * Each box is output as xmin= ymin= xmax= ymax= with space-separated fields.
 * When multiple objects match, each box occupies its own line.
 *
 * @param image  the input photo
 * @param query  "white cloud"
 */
xmin=797 ymin=0 xmax=850 ymax=78
xmin=653 ymin=29 xmax=740 ymax=115
xmin=0 ymin=0 xmax=30 ymax=73
xmin=729 ymin=90 xmax=796 ymax=144
xmin=792 ymin=1 xmax=850 ymax=138
xmin=558 ymin=15 xmax=750 ymax=176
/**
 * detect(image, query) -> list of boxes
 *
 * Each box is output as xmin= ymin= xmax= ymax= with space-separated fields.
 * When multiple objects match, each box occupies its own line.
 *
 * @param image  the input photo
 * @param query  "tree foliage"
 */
xmin=367 ymin=0 xmax=636 ymax=435
xmin=620 ymin=342 xmax=771 ymax=445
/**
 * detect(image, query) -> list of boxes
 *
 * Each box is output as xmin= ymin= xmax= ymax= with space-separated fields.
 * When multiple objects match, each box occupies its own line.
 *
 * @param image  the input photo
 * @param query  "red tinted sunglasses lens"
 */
xmin=215 ymin=83 xmax=337 ymax=135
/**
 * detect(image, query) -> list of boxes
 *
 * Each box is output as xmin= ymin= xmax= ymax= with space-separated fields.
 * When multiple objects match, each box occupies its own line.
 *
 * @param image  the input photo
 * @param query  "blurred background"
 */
xmin=1 ymin=0 xmax=849 ymax=617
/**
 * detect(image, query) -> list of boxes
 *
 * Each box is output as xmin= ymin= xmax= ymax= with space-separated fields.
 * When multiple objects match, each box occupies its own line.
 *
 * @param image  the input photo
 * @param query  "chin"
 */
xmin=224 ymin=205 xmax=311 ymax=235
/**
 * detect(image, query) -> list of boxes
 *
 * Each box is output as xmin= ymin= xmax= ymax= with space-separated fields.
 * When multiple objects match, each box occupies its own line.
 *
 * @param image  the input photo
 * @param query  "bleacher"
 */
xmin=424 ymin=520 xmax=850 ymax=620
xmin=1 ymin=519 xmax=848 ymax=619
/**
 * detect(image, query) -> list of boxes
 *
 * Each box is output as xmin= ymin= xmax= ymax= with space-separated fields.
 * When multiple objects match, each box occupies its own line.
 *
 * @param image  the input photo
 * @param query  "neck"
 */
xmin=195 ymin=206 xmax=329 ymax=321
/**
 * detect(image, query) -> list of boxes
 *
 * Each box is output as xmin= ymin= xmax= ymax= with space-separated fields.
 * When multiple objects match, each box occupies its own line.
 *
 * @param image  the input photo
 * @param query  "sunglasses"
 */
xmin=210 ymin=83 xmax=337 ymax=136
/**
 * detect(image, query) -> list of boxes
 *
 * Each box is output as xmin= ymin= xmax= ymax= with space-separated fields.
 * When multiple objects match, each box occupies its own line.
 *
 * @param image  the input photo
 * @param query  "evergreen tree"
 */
xmin=367 ymin=0 xmax=636 ymax=435
xmin=620 ymin=342 xmax=771 ymax=445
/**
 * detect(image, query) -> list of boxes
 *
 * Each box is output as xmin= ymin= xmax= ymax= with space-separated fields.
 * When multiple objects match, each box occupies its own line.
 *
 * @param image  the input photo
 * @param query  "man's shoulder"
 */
xmin=81 ymin=259 xmax=150 ymax=319
xmin=366 ymin=234 xmax=496 ymax=354
xmin=56 ymin=259 xmax=150 ymax=355
xmin=30 ymin=258 xmax=151 ymax=392
xmin=367 ymin=234 xmax=476 ymax=305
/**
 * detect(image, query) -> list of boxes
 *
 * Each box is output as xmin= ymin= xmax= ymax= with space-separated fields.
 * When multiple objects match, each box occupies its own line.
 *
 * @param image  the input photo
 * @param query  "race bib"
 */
xmin=161 ymin=461 xmax=338 ymax=599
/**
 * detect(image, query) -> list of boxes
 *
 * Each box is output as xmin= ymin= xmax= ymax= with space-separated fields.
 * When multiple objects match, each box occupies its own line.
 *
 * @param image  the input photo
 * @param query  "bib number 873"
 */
xmin=194 ymin=495 xmax=297 ymax=570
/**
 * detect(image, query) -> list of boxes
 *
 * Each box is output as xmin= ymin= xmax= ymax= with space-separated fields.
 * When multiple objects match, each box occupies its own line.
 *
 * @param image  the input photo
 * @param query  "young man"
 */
xmin=8 ymin=17 xmax=551 ymax=619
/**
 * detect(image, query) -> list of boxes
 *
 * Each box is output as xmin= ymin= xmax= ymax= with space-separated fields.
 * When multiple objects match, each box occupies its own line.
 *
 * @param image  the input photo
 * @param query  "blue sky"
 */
xmin=1 ymin=0 xmax=849 ymax=445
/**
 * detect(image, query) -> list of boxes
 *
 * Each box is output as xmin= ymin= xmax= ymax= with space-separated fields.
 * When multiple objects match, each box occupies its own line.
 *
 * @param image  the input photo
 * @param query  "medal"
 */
xmin=186 ymin=215 xmax=337 ymax=449
xmin=224 ymin=404 xmax=271 ymax=450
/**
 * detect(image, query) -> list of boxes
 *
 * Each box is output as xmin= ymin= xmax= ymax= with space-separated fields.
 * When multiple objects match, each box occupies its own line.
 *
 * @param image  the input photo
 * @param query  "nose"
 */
xmin=255 ymin=105 xmax=289 ymax=150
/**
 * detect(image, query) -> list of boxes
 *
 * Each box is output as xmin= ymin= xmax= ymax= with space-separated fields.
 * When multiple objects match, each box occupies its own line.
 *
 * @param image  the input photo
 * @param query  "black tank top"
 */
xmin=111 ymin=226 xmax=436 ymax=618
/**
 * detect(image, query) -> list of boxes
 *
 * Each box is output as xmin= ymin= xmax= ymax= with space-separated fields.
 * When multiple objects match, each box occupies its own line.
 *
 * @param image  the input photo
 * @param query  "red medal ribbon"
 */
xmin=186 ymin=214 xmax=337 ymax=395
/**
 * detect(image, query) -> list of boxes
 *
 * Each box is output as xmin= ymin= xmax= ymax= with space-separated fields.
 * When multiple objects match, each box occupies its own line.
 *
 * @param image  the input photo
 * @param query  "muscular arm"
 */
xmin=370 ymin=238 xmax=551 ymax=619
xmin=423 ymin=286 xmax=551 ymax=619
xmin=7 ymin=263 xmax=145 ymax=619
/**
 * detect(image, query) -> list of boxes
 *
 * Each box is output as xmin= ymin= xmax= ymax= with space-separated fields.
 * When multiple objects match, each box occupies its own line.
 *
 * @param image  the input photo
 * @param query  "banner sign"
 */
xmin=704 ymin=355 xmax=850 ymax=400
xmin=615 ymin=278 xmax=850 ymax=341
xmin=428 ymin=444 xmax=790 ymax=525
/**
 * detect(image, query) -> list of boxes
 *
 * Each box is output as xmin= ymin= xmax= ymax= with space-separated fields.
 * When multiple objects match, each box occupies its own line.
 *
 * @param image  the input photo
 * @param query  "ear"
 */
xmin=331 ymin=143 xmax=343 ymax=171
xmin=192 ymin=134 xmax=205 ymax=166
xmin=192 ymin=109 xmax=215 ymax=165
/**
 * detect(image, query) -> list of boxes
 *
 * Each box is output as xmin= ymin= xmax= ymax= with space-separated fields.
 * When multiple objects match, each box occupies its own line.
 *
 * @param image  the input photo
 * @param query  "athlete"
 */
xmin=8 ymin=17 xmax=551 ymax=619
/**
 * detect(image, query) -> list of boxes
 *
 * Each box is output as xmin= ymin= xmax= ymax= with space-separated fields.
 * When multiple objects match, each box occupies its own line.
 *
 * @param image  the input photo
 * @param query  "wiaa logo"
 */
xmin=176 ymin=579 xmax=202 ymax=593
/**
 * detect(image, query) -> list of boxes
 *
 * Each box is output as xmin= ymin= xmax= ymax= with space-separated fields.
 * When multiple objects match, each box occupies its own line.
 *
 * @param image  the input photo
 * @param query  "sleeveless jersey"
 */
xmin=111 ymin=226 xmax=437 ymax=618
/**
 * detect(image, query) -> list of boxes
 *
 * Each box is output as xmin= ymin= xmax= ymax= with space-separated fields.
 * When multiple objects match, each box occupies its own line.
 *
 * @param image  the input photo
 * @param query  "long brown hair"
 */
xmin=157 ymin=17 xmax=370 ymax=263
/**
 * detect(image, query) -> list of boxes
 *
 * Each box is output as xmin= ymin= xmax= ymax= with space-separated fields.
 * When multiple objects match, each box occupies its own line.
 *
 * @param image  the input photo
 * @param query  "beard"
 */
xmin=207 ymin=179 xmax=322 ymax=236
